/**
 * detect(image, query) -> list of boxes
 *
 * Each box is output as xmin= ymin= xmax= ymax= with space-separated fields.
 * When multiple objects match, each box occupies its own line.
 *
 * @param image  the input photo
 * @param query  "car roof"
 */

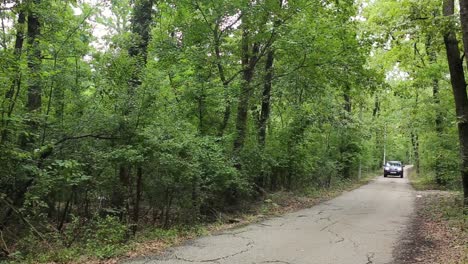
xmin=388 ymin=161 xmax=401 ymax=163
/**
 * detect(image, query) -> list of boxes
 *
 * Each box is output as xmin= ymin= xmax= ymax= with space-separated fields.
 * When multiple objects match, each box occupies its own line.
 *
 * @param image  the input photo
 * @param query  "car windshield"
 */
xmin=386 ymin=162 xmax=401 ymax=167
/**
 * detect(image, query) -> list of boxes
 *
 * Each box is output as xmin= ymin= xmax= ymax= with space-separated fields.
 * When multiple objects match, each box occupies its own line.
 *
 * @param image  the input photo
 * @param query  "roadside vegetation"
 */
xmin=408 ymin=167 xmax=462 ymax=191
xmin=405 ymin=168 xmax=467 ymax=263
xmin=0 ymin=0 xmax=468 ymax=263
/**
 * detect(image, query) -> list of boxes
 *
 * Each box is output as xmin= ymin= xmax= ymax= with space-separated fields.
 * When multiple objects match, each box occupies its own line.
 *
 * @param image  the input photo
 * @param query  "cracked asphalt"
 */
xmin=124 ymin=167 xmax=415 ymax=264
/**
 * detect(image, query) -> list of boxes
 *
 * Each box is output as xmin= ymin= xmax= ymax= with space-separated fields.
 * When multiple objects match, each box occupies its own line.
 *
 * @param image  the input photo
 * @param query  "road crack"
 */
xmin=327 ymin=229 xmax=345 ymax=243
xmin=314 ymin=216 xmax=331 ymax=223
xmin=228 ymin=229 xmax=249 ymax=235
xmin=259 ymin=261 xmax=293 ymax=264
xmin=366 ymin=252 xmax=375 ymax=264
xmin=174 ymin=244 xmax=252 ymax=263
xmin=320 ymin=220 xmax=338 ymax=231
xmin=173 ymin=234 xmax=254 ymax=263
xmin=349 ymin=237 xmax=360 ymax=250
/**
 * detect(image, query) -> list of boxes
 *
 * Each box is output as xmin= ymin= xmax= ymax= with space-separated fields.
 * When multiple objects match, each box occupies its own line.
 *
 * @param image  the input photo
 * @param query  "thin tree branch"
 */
xmin=0 ymin=196 xmax=47 ymax=243
xmin=0 ymin=230 xmax=9 ymax=256
xmin=223 ymin=69 xmax=243 ymax=85
xmin=54 ymin=134 xmax=118 ymax=145
xmin=193 ymin=1 xmax=215 ymax=33
xmin=219 ymin=13 xmax=243 ymax=37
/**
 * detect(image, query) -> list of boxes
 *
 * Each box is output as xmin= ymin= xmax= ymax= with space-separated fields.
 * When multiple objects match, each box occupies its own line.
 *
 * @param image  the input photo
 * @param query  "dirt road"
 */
xmin=124 ymin=168 xmax=415 ymax=264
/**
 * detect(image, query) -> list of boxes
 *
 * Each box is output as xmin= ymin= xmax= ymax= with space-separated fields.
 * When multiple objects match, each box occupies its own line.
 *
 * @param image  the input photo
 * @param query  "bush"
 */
xmin=85 ymin=216 xmax=129 ymax=258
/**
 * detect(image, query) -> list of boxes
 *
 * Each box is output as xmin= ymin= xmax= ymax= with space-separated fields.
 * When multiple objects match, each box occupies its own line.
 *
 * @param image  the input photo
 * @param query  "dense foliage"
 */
xmin=0 ymin=0 xmax=466 ymax=261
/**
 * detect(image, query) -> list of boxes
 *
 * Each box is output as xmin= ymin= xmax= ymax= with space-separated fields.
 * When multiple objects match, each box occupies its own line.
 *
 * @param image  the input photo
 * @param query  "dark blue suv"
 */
xmin=384 ymin=161 xmax=404 ymax=178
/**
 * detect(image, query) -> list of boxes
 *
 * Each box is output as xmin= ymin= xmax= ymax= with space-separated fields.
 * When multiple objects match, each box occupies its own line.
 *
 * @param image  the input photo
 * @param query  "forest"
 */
xmin=0 ymin=0 xmax=467 ymax=262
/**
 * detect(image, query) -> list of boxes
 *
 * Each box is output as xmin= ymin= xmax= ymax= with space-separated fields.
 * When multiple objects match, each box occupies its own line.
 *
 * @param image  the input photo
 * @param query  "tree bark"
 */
xmin=1 ymin=9 xmax=25 ymax=144
xmin=258 ymin=49 xmax=274 ymax=147
xmin=343 ymin=86 xmax=352 ymax=114
xmin=445 ymin=0 xmax=468 ymax=208
xmin=57 ymin=192 xmax=72 ymax=232
xmin=213 ymin=27 xmax=232 ymax=137
xmin=26 ymin=0 xmax=42 ymax=115
xmin=1 ymin=1 xmax=42 ymax=230
xmin=411 ymin=131 xmax=420 ymax=174
xmin=426 ymin=38 xmax=444 ymax=184
xmin=128 ymin=0 xmax=153 ymax=63
xmin=132 ymin=167 xmax=142 ymax=234
xmin=341 ymin=85 xmax=352 ymax=179
xmin=459 ymin=0 xmax=468 ymax=68
xmin=233 ymin=25 xmax=259 ymax=158
xmin=372 ymin=95 xmax=380 ymax=117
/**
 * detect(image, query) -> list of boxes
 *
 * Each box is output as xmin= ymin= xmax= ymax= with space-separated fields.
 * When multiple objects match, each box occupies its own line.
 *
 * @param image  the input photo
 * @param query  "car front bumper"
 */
xmin=384 ymin=170 xmax=402 ymax=175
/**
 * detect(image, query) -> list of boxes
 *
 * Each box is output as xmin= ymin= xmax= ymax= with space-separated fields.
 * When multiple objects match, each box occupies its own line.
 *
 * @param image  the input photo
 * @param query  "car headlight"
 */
xmin=385 ymin=166 xmax=390 ymax=170
xmin=397 ymin=167 xmax=402 ymax=171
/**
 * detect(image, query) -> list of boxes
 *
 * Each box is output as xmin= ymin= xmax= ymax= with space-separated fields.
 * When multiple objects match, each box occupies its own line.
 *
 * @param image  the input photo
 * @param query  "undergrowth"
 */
xmin=408 ymin=169 xmax=462 ymax=191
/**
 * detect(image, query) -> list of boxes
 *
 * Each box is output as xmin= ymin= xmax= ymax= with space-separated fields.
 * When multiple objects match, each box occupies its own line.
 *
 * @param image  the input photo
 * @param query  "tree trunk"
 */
xmin=57 ymin=192 xmax=73 ymax=232
xmin=128 ymin=0 xmax=153 ymax=63
xmin=197 ymin=83 xmax=205 ymax=135
xmin=114 ymin=165 xmax=130 ymax=215
xmin=26 ymin=0 xmax=42 ymax=115
xmin=258 ymin=49 xmax=274 ymax=147
xmin=411 ymin=131 xmax=420 ymax=174
xmin=1 ymin=9 xmax=26 ymax=144
xmin=233 ymin=26 xmax=259 ymax=158
xmin=255 ymin=0 xmax=283 ymax=146
xmin=426 ymin=38 xmax=444 ymax=185
xmin=117 ymin=0 xmax=154 ymax=224
xmin=191 ymin=175 xmax=199 ymax=222
xmin=132 ymin=167 xmax=142 ymax=234
xmin=213 ymin=28 xmax=232 ymax=137
xmin=343 ymin=86 xmax=352 ymax=114
xmin=341 ymin=85 xmax=352 ymax=179
xmin=459 ymin=0 xmax=468 ymax=68
xmin=163 ymin=189 xmax=174 ymax=229
xmin=372 ymin=95 xmax=380 ymax=117
xmin=444 ymin=0 xmax=468 ymax=209
xmin=1 ymin=1 xmax=42 ymax=230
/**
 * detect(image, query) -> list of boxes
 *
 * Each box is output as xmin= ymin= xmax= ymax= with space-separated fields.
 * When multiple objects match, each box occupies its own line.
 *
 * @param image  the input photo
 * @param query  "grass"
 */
xmin=407 ymin=169 xmax=439 ymax=191
xmin=4 ymin=171 xmax=379 ymax=264
xmin=408 ymin=168 xmax=463 ymax=191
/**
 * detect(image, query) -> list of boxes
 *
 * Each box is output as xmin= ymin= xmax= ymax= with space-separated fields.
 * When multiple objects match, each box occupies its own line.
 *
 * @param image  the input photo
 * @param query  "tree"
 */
xmin=453 ymin=0 xmax=468 ymax=208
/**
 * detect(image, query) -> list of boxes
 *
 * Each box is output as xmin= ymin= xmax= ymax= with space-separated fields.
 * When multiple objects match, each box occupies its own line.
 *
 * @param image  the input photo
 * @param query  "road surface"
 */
xmin=124 ymin=168 xmax=415 ymax=264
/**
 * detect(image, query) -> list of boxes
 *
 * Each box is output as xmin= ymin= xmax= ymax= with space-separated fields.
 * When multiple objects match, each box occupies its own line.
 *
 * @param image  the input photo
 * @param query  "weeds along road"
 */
xmin=124 ymin=167 xmax=415 ymax=264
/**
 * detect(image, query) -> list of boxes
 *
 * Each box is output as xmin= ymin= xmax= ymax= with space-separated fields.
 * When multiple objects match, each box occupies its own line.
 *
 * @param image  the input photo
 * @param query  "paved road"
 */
xmin=125 ymin=167 xmax=415 ymax=264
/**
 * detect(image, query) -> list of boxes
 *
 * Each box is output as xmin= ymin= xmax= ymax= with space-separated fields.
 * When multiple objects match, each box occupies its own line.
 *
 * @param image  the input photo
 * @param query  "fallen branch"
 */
xmin=0 ymin=230 xmax=9 ymax=256
xmin=0 ymin=196 xmax=47 ymax=243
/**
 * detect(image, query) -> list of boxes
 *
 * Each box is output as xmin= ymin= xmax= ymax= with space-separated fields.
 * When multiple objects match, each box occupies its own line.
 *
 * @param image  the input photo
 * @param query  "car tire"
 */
xmin=384 ymin=174 xmax=387 ymax=178
xmin=400 ymin=174 xmax=403 ymax=178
